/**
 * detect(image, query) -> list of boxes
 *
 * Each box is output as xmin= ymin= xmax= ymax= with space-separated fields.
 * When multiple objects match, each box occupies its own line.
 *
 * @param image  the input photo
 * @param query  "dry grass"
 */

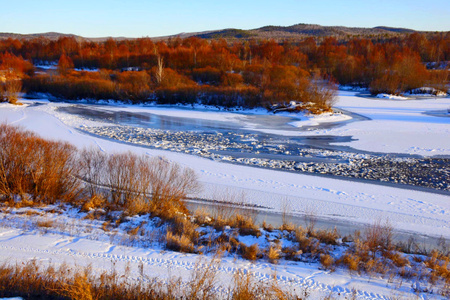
xmin=230 ymin=269 xmax=301 ymax=300
xmin=364 ymin=218 xmax=393 ymax=251
xmin=208 ymin=191 xmax=259 ymax=237
xmin=267 ymin=246 xmax=281 ymax=264
xmin=339 ymin=253 xmax=360 ymax=272
xmin=384 ymin=250 xmax=409 ymax=268
xmin=212 ymin=210 xmax=260 ymax=236
xmin=81 ymin=194 xmax=106 ymax=212
xmin=312 ymin=227 xmax=339 ymax=245
xmin=262 ymin=220 xmax=274 ymax=232
xmin=424 ymin=250 xmax=450 ymax=285
xmin=101 ymin=221 xmax=110 ymax=232
xmin=0 ymin=257 xmax=307 ymax=300
xmin=320 ymin=254 xmax=335 ymax=271
xmin=36 ymin=219 xmax=54 ymax=228
xmin=187 ymin=254 xmax=221 ymax=299
xmin=166 ymin=230 xmax=196 ymax=253
xmin=240 ymin=243 xmax=259 ymax=261
xmin=58 ymin=272 xmax=94 ymax=300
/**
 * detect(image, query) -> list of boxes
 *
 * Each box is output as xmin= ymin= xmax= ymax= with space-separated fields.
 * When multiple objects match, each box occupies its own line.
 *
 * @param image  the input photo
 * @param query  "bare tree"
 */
xmin=106 ymin=152 xmax=141 ymax=206
xmin=79 ymin=148 xmax=107 ymax=198
xmin=155 ymin=55 xmax=165 ymax=86
xmin=146 ymin=157 xmax=200 ymax=215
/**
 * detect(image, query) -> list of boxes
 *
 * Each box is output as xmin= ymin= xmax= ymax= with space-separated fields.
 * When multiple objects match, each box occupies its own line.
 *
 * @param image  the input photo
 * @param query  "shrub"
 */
xmin=320 ymin=254 xmax=335 ymax=270
xmin=1 ymin=79 xmax=22 ymax=104
xmin=106 ymin=152 xmax=142 ymax=207
xmin=79 ymin=148 xmax=108 ymax=199
xmin=166 ymin=230 xmax=196 ymax=253
xmin=146 ymin=156 xmax=199 ymax=218
xmin=80 ymin=148 xmax=199 ymax=220
xmin=240 ymin=243 xmax=259 ymax=261
xmin=267 ymin=246 xmax=281 ymax=264
xmin=313 ymin=227 xmax=339 ymax=245
xmin=0 ymin=124 xmax=81 ymax=204
xmin=384 ymin=250 xmax=409 ymax=268
xmin=303 ymin=76 xmax=337 ymax=112
xmin=154 ymin=86 xmax=199 ymax=105
xmin=364 ymin=219 xmax=393 ymax=252
xmin=192 ymin=66 xmax=222 ymax=85
xmin=230 ymin=214 xmax=260 ymax=236
xmin=221 ymin=72 xmax=244 ymax=87
xmin=340 ymin=253 xmax=360 ymax=272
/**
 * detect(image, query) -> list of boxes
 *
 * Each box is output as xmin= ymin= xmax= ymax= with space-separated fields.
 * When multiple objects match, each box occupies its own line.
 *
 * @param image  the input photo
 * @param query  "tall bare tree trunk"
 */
xmin=156 ymin=55 xmax=164 ymax=86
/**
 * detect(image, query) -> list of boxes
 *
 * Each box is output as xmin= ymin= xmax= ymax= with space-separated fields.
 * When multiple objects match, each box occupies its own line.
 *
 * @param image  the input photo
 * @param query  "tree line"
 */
xmin=1 ymin=32 xmax=449 ymax=109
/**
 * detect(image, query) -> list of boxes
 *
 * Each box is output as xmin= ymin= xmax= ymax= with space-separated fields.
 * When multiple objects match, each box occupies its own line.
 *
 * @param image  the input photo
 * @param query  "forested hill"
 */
xmin=0 ymin=32 xmax=84 ymax=41
xmin=0 ymin=32 xmax=129 ymax=42
xmin=0 ymin=23 xmax=441 ymax=42
xmin=193 ymin=24 xmax=419 ymax=40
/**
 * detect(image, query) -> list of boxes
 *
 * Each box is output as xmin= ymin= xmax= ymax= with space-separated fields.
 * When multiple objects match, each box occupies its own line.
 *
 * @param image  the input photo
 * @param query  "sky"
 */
xmin=1 ymin=0 xmax=449 ymax=38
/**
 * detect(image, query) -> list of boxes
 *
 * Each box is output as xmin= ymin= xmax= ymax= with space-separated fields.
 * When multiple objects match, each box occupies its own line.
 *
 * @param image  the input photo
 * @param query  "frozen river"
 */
xmin=59 ymin=104 xmax=449 ymax=192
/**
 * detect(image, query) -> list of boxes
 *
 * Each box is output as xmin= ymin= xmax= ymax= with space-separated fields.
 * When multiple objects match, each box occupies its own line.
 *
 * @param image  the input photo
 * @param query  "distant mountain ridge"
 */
xmin=195 ymin=24 xmax=419 ymax=40
xmin=0 ymin=32 xmax=83 ymax=41
xmin=0 ymin=32 xmax=130 ymax=42
xmin=0 ymin=23 xmax=442 ymax=42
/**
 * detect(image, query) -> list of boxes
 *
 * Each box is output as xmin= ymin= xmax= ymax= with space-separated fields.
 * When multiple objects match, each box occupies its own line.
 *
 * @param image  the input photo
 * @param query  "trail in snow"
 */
xmin=0 ymin=229 xmax=398 ymax=300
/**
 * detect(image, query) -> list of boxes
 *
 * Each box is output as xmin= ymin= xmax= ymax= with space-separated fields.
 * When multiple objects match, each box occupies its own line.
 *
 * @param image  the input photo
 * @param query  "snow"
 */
xmin=377 ymin=88 xmax=448 ymax=99
xmin=405 ymin=87 xmax=448 ymax=97
xmin=23 ymin=92 xmax=449 ymax=157
xmin=0 ymin=91 xmax=449 ymax=299
xmin=375 ymin=93 xmax=408 ymax=100
xmin=319 ymin=91 xmax=450 ymax=156
xmin=288 ymin=111 xmax=352 ymax=128
xmin=0 ymin=93 xmax=448 ymax=239
xmin=34 ymin=64 xmax=57 ymax=70
xmin=0 ymin=205 xmax=443 ymax=300
xmin=74 ymin=67 xmax=100 ymax=72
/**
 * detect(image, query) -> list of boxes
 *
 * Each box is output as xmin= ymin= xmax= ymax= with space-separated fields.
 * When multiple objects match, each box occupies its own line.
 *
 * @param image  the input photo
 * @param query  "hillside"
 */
xmin=249 ymin=23 xmax=417 ymax=40
xmin=0 ymin=31 xmax=84 ymax=41
xmin=0 ymin=23 xmax=431 ymax=42
xmin=0 ymin=32 xmax=129 ymax=42
xmin=177 ymin=24 xmax=421 ymax=41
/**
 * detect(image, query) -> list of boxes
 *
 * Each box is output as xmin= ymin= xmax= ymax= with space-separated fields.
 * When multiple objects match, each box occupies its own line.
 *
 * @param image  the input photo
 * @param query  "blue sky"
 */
xmin=1 ymin=0 xmax=449 ymax=37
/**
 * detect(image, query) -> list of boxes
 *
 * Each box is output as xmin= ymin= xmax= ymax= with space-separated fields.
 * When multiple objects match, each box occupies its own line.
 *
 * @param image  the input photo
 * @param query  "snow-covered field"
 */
xmin=0 ymin=207 xmax=427 ymax=300
xmin=309 ymin=91 xmax=450 ymax=156
xmin=0 ymin=91 xmax=449 ymax=299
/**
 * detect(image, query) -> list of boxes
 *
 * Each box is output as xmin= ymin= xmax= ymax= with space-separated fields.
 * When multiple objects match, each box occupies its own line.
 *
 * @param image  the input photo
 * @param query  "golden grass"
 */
xmin=0 ymin=258 xmax=311 ymax=300
xmin=166 ymin=230 xmax=196 ymax=253
xmin=267 ymin=246 xmax=281 ymax=264
xmin=320 ymin=254 xmax=335 ymax=271
xmin=240 ymin=243 xmax=259 ymax=261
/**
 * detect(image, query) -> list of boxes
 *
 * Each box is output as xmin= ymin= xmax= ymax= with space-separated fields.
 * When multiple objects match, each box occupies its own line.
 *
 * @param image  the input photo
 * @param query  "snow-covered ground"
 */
xmin=0 ymin=228 xmax=409 ymax=300
xmin=0 ymin=204 xmax=444 ymax=300
xmin=0 ymin=91 xmax=449 ymax=298
xmin=327 ymin=91 xmax=450 ymax=156
xmin=375 ymin=93 xmax=409 ymax=100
